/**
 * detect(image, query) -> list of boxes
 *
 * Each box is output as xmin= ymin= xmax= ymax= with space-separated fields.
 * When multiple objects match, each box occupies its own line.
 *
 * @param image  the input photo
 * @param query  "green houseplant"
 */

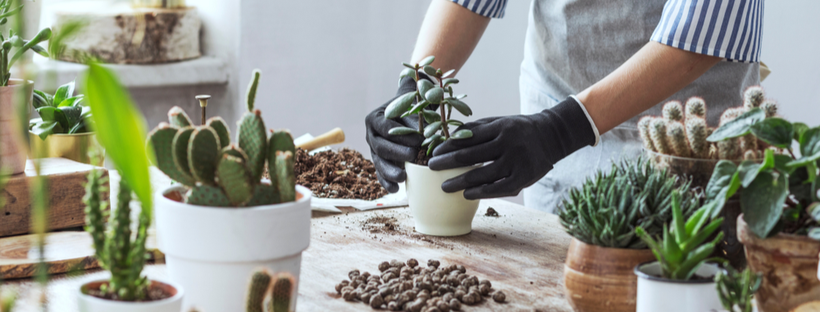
xmin=633 ymin=192 xmax=725 ymax=312
xmin=245 ymin=269 xmax=296 ymax=312
xmin=715 ymin=265 xmax=762 ymax=312
xmin=559 ymin=158 xmax=699 ymax=312
xmin=151 ymin=70 xmax=311 ymax=312
xmin=28 ymin=80 xmax=100 ymax=165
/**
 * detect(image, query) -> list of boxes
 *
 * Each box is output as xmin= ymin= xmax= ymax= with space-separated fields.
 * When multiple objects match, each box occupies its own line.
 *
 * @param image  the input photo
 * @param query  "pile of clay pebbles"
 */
xmin=335 ymin=258 xmax=506 ymax=311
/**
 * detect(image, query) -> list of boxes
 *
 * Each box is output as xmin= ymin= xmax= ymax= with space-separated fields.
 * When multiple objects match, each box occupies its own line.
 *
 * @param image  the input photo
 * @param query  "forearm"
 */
xmin=577 ymin=41 xmax=722 ymax=134
xmin=410 ymin=0 xmax=490 ymax=75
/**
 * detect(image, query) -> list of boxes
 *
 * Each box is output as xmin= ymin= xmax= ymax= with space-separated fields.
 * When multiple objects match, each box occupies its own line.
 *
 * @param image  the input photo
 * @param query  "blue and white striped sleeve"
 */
xmin=450 ymin=0 xmax=508 ymax=18
xmin=651 ymin=0 xmax=764 ymax=63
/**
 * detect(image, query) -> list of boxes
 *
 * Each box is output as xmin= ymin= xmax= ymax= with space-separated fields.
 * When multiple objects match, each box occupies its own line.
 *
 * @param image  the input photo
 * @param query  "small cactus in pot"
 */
xmin=148 ymin=70 xmax=297 ymax=207
xmin=245 ymin=269 xmax=296 ymax=312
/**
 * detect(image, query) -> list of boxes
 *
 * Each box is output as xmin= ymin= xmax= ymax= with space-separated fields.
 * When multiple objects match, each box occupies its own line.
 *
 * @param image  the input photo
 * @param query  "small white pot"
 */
xmin=155 ymin=185 xmax=312 ymax=312
xmin=77 ymin=279 xmax=183 ymax=312
xmin=405 ymin=162 xmax=480 ymax=236
xmin=634 ymin=261 xmax=723 ymax=312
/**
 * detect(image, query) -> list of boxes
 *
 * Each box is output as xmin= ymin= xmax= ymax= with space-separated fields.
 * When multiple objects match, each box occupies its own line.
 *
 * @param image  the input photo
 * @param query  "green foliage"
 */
xmin=29 ymin=80 xmax=92 ymax=140
xmin=244 ymin=269 xmax=296 ymax=312
xmin=715 ymin=265 xmax=762 ymax=312
xmin=148 ymin=70 xmax=297 ymax=207
xmin=270 ymin=272 xmax=295 ymax=312
xmin=558 ymin=158 xmax=699 ymax=249
xmin=636 ymin=191 xmax=724 ymax=280
xmin=0 ymin=0 xmax=51 ymax=86
xmin=385 ymin=55 xmax=474 ymax=155
xmin=707 ymin=108 xmax=766 ymax=142
xmin=246 ymin=269 xmax=272 ymax=312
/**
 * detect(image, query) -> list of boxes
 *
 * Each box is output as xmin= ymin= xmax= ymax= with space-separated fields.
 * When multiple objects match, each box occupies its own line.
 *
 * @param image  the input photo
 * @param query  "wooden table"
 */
xmin=4 ymin=192 xmax=573 ymax=311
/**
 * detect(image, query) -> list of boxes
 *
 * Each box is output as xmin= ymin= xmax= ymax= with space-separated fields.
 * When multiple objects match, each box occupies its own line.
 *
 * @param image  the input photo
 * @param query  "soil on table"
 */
xmin=86 ymin=281 xmax=174 ymax=302
xmin=415 ymin=149 xmax=431 ymax=166
xmin=484 ymin=207 xmax=500 ymax=217
xmin=294 ymin=148 xmax=388 ymax=200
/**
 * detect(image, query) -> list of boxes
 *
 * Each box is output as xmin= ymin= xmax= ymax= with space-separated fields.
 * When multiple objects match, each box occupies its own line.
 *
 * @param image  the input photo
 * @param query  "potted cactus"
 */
xmin=704 ymin=113 xmax=820 ymax=312
xmin=559 ymin=158 xmax=699 ymax=312
xmin=28 ymin=80 xmax=101 ymax=165
xmin=244 ymin=269 xmax=296 ymax=312
xmin=715 ymin=265 xmax=762 ymax=312
xmin=633 ymin=191 xmax=725 ymax=312
xmin=385 ymin=55 xmax=478 ymax=236
xmin=150 ymin=70 xmax=311 ymax=312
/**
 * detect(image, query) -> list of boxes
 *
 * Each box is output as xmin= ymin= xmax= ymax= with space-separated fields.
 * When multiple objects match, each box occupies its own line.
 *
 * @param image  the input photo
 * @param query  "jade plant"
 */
xmin=29 ymin=80 xmax=92 ymax=140
xmin=246 ymin=269 xmax=296 ymax=312
xmin=636 ymin=191 xmax=724 ymax=280
xmin=384 ymin=55 xmax=473 ymax=156
xmin=558 ymin=158 xmax=699 ymax=248
xmin=148 ymin=70 xmax=297 ymax=207
xmin=0 ymin=0 xmax=51 ymax=87
xmin=639 ymin=86 xmax=779 ymax=160
xmin=703 ymin=110 xmax=820 ymax=238
xmin=715 ymin=265 xmax=762 ymax=312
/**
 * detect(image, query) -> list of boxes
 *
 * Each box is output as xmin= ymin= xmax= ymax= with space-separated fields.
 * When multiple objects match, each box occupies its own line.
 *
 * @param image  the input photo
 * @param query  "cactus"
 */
xmin=649 ymin=118 xmax=672 ymax=155
xmin=718 ymin=138 xmax=740 ymax=160
xmin=685 ymin=97 xmax=707 ymax=119
xmin=666 ymin=121 xmax=691 ymax=157
xmin=638 ymin=116 xmax=656 ymax=152
xmin=739 ymin=134 xmax=757 ymax=154
xmin=685 ymin=118 xmax=709 ymax=158
xmin=743 ymin=86 xmax=765 ymax=109
xmin=720 ymin=107 xmax=745 ymax=126
xmin=147 ymin=70 xmax=297 ymax=207
xmin=270 ymin=272 xmax=295 ymax=312
xmin=662 ymin=101 xmax=683 ymax=121
xmin=247 ymin=69 xmax=261 ymax=111
xmin=247 ymin=269 xmax=272 ymax=312
xmin=743 ymin=150 xmax=757 ymax=160
xmin=761 ymin=99 xmax=778 ymax=118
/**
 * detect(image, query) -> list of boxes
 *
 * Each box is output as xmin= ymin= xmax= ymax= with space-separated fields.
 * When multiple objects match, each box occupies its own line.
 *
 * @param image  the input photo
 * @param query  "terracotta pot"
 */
xmin=738 ymin=215 xmax=820 ymax=312
xmin=77 ymin=278 xmax=183 ymax=312
xmin=0 ymin=79 xmax=33 ymax=175
xmin=563 ymin=238 xmax=655 ymax=312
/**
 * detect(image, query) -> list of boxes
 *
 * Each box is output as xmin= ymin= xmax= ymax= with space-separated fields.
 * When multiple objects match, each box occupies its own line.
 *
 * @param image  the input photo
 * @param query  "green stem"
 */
xmin=415 ymin=68 xmax=423 ymax=134
xmin=438 ymin=77 xmax=450 ymax=138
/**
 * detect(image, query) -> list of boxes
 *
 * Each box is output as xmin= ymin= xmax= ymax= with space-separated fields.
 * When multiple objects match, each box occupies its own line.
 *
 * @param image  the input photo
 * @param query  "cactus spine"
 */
xmin=662 ymin=101 xmax=683 ymax=122
xmin=147 ymin=70 xmax=297 ymax=207
xmin=247 ymin=269 xmax=272 ymax=312
xmin=685 ymin=118 xmax=709 ymax=158
xmin=685 ymin=97 xmax=706 ymax=119
xmin=270 ymin=272 xmax=295 ymax=312
xmin=649 ymin=118 xmax=672 ymax=155
xmin=245 ymin=269 xmax=296 ymax=312
xmin=743 ymin=86 xmax=764 ymax=109
xmin=638 ymin=117 xmax=656 ymax=152
xmin=666 ymin=121 xmax=691 ymax=157
xmin=761 ymin=99 xmax=778 ymax=117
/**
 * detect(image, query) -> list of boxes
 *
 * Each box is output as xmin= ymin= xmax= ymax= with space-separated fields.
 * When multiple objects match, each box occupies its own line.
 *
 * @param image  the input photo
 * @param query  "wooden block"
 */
xmin=0 ymin=158 xmax=109 ymax=237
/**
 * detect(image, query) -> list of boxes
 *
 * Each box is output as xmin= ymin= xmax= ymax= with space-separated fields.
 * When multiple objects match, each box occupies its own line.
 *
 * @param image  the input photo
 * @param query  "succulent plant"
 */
xmin=649 ymin=118 xmax=672 ymax=155
xmin=666 ymin=121 xmax=691 ymax=157
xmin=761 ymin=99 xmax=778 ymax=118
xmin=148 ymin=70 xmax=296 ymax=207
xmin=559 ymin=158 xmax=699 ymax=249
xmin=29 ymin=80 xmax=94 ymax=140
xmin=638 ymin=116 xmax=656 ymax=152
xmin=384 ymin=55 xmax=474 ymax=155
xmin=743 ymin=86 xmax=764 ymax=109
xmin=715 ymin=265 xmax=762 ymax=312
xmin=245 ymin=269 xmax=296 ymax=312
xmin=636 ymin=191 xmax=724 ymax=280
xmin=685 ymin=117 xmax=709 ymax=158
xmin=685 ymin=97 xmax=707 ymax=119
xmin=0 ymin=0 xmax=51 ymax=87
xmin=662 ymin=101 xmax=683 ymax=122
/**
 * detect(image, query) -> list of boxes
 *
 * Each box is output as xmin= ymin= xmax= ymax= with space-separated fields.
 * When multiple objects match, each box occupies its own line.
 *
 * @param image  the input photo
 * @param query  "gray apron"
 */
xmin=519 ymin=0 xmax=760 ymax=213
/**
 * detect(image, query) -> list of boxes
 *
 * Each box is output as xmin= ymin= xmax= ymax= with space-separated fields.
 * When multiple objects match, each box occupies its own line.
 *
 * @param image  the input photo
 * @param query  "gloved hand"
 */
xmin=428 ymin=96 xmax=596 ymax=199
xmin=365 ymin=76 xmax=426 ymax=193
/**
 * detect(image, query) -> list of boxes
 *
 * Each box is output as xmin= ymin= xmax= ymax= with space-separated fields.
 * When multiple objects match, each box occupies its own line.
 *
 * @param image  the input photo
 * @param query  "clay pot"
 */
xmin=738 ymin=215 xmax=820 ymax=312
xmin=563 ymin=238 xmax=655 ymax=312
xmin=0 ymin=79 xmax=33 ymax=175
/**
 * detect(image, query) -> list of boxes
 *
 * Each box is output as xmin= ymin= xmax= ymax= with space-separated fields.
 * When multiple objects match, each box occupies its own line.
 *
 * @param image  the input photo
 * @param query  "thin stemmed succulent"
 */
xmin=384 ymin=55 xmax=474 ymax=155
xmin=636 ymin=191 xmax=724 ymax=280
xmin=0 ymin=0 xmax=51 ymax=87
xmin=715 ymin=265 xmax=762 ymax=312
xmin=29 ymin=80 xmax=92 ymax=140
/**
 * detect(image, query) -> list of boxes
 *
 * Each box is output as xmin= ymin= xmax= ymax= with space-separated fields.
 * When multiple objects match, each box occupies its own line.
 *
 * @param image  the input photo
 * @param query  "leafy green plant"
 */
xmin=636 ymin=191 xmax=724 ymax=280
xmin=704 ymin=110 xmax=820 ymax=239
xmin=715 ymin=265 xmax=762 ymax=312
xmin=245 ymin=269 xmax=296 ymax=312
xmin=29 ymin=80 xmax=92 ymax=140
xmin=558 ymin=158 xmax=699 ymax=248
xmin=148 ymin=70 xmax=297 ymax=207
xmin=385 ymin=55 xmax=473 ymax=155
xmin=81 ymin=61 xmax=153 ymax=301
xmin=0 ymin=0 xmax=51 ymax=87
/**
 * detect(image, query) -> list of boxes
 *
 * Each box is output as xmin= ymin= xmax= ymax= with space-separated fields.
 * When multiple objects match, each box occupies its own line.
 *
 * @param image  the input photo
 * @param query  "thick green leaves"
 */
xmin=426 ymin=135 xmax=445 ymax=155
xmin=741 ymin=170 xmax=789 ymax=238
xmin=419 ymin=56 xmax=435 ymax=66
xmin=704 ymin=160 xmax=741 ymax=218
xmin=30 ymin=120 xmax=60 ymax=140
xmin=444 ymin=98 xmax=472 ymax=116
xmin=788 ymin=127 xmax=820 ymax=167
xmin=388 ymin=127 xmax=419 ymax=135
xmin=406 ymin=100 xmax=430 ymax=116
xmin=750 ymin=118 xmax=793 ymax=148
xmin=32 ymin=90 xmax=51 ymax=108
xmin=417 ymin=80 xmax=433 ymax=98
xmin=60 ymin=106 xmax=82 ymax=129
xmin=53 ymin=80 xmax=75 ymax=108
xmin=57 ymin=95 xmax=84 ymax=107
xmin=424 ymin=121 xmax=441 ymax=138
xmin=451 ymin=129 xmax=473 ymax=139
xmin=425 ymin=87 xmax=444 ymax=104
xmin=399 ymin=68 xmax=414 ymax=85
xmin=443 ymin=78 xmax=459 ymax=86
xmin=402 ymin=62 xmax=414 ymax=69
xmin=441 ymin=69 xmax=455 ymax=78
xmin=447 ymin=120 xmax=463 ymax=127
xmin=422 ymin=65 xmax=437 ymax=77
xmin=422 ymin=134 xmax=442 ymax=147
xmin=793 ymin=122 xmax=810 ymax=141
xmin=808 ymin=202 xmax=820 ymax=222
xmin=384 ymin=91 xmax=417 ymax=119
xmin=707 ymin=108 xmax=765 ymax=142
xmin=421 ymin=110 xmax=441 ymax=124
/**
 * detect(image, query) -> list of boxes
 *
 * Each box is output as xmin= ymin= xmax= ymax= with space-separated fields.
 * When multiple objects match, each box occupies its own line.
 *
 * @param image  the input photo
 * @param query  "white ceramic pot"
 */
xmin=155 ymin=185 xmax=312 ymax=312
xmin=77 ymin=278 xmax=183 ymax=312
xmin=405 ymin=162 xmax=480 ymax=236
xmin=634 ymin=261 xmax=723 ymax=312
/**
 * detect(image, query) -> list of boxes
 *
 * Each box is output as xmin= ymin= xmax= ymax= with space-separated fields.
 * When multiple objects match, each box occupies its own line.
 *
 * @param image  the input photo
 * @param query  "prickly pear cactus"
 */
xmin=275 ymin=151 xmax=296 ymax=203
xmin=217 ymin=154 xmax=254 ymax=206
xmin=168 ymin=106 xmax=193 ymax=128
xmin=207 ymin=117 xmax=231 ymax=149
xmin=238 ymin=110 xmax=268 ymax=181
xmin=148 ymin=123 xmax=195 ymax=186
xmin=188 ymin=127 xmax=221 ymax=185
xmin=172 ymin=127 xmax=196 ymax=185
xmin=246 ymin=269 xmax=272 ymax=312
xmin=270 ymin=272 xmax=295 ymax=312
xmin=187 ymin=184 xmax=232 ymax=207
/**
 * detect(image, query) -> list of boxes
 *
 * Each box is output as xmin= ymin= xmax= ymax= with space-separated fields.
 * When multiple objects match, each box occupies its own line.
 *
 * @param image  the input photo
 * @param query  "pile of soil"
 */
xmin=294 ymin=148 xmax=388 ymax=200
xmin=85 ymin=281 xmax=174 ymax=302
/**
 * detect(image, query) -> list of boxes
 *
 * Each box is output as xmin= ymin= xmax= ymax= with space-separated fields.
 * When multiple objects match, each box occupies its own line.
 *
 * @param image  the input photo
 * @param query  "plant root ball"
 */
xmin=492 ymin=291 xmax=506 ymax=303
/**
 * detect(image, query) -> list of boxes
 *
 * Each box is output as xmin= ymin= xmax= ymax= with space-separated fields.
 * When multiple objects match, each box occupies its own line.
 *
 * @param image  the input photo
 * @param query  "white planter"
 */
xmin=155 ymin=185 xmax=312 ymax=312
xmin=77 ymin=278 xmax=183 ymax=312
xmin=405 ymin=162 xmax=480 ymax=236
xmin=634 ymin=261 xmax=723 ymax=312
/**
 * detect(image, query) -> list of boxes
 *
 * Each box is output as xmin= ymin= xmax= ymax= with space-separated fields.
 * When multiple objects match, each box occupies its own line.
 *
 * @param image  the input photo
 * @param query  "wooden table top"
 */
xmin=4 ymin=182 xmax=572 ymax=311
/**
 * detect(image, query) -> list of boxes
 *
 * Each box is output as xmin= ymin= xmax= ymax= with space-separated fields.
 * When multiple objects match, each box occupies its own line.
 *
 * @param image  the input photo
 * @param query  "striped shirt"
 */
xmin=450 ymin=0 xmax=763 ymax=63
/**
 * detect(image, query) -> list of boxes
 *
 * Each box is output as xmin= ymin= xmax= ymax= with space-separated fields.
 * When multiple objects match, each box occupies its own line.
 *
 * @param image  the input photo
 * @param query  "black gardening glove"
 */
xmin=365 ymin=76 xmax=426 ymax=193
xmin=428 ymin=97 xmax=596 ymax=199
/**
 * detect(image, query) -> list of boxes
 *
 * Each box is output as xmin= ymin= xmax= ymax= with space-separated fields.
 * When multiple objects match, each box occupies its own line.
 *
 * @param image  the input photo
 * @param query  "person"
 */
xmin=365 ymin=0 xmax=762 ymax=213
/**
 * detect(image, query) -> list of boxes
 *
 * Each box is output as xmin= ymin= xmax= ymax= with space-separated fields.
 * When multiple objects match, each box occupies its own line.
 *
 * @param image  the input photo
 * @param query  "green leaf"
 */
xmin=424 ymin=121 xmax=442 ymax=138
xmin=451 ymin=129 xmax=473 ymax=139
xmin=399 ymin=68 xmax=414 ymax=84
xmin=384 ymin=91 xmax=417 ymax=119
xmin=417 ymin=80 xmax=434 ymax=99
xmin=445 ymin=98 xmax=472 ymax=116
xmin=793 ymin=127 xmax=820 ymax=166
xmin=422 ymin=65 xmax=437 ymax=77
xmin=455 ymin=94 xmax=467 ymax=100
xmin=441 ymin=69 xmax=455 ymax=78
xmin=84 ymin=62 xmax=153 ymax=218
xmin=793 ymin=122 xmax=810 ymax=141
xmin=32 ymin=90 xmax=50 ymax=108
xmin=419 ymin=56 xmax=435 ymax=66
xmin=407 ymin=100 xmax=430 ymax=115
xmin=774 ymin=154 xmax=796 ymax=174
xmin=741 ymin=170 xmax=789 ymax=238
xmin=53 ymin=80 xmax=75 ymax=107
xmin=68 ymin=120 xmax=86 ymax=134
xmin=421 ymin=110 xmax=441 ymax=124
xmin=30 ymin=120 xmax=61 ymax=140
xmin=704 ymin=160 xmax=741 ymax=218
xmin=750 ymin=117 xmax=794 ymax=148
xmin=737 ymin=161 xmax=764 ymax=188
xmin=707 ymin=108 xmax=765 ymax=142
xmin=422 ymin=134 xmax=443 ymax=147
xmin=388 ymin=127 xmax=420 ymax=135
xmin=402 ymin=62 xmax=415 ymax=69
xmin=447 ymin=120 xmax=463 ymax=127
xmin=57 ymin=95 xmax=83 ymax=107
xmin=425 ymin=87 xmax=444 ymax=104
xmin=59 ymin=106 xmax=82 ymax=129
xmin=807 ymin=202 xmax=820 ymax=222
xmin=426 ymin=136 xmax=445 ymax=155
xmin=443 ymin=78 xmax=459 ymax=86
xmin=35 ymin=106 xmax=58 ymax=122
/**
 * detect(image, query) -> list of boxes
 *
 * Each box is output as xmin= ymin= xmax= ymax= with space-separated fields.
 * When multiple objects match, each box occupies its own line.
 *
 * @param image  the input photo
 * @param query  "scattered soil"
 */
xmin=485 ymin=207 xmax=499 ymax=217
xmin=292 ymin=148 xmax=388 ymax=200
xmin=415 ymin=149 xmax=431 ymax=166
xmin=85 ymin=281 xmax=174 ymax=302
xmin=359 ymin=215 xmax=447 ymax=248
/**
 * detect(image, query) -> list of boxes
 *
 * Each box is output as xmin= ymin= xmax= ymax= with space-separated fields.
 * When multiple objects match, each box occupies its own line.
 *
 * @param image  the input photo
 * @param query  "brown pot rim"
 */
xmin=633 ymin=261 xmax=720 ymax=284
